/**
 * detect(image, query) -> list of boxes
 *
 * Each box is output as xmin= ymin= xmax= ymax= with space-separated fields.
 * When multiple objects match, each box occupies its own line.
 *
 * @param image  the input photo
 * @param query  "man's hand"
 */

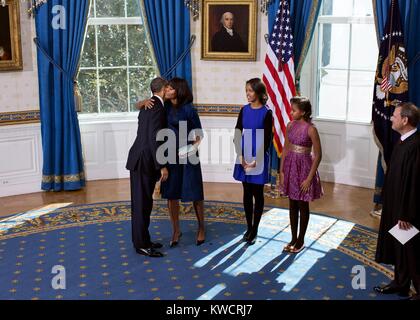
xmin=398 ymin=220 xmax=413 ymax=231
xmin=136 ymin=98 xmax=155 ymax=110
xmin=160 ymin=167 xmax=168 ymax=182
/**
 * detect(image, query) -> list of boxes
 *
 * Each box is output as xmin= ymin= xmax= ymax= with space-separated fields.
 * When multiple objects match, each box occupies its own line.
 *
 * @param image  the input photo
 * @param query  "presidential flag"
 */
xmin=262 ymin=0 xmax=296 ymax=156
xmin=372 ymin=0 xmax=408 ymax=169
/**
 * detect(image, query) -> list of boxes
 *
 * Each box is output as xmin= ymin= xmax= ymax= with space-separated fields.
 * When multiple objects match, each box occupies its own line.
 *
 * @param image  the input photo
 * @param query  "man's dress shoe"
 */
xmin=150 ymin=242 xmax=163 ymax=249
xmin=136 ymin=247 xmax=164 ymax=257
xmin=373 ymin=284 xmax=410 ymax=296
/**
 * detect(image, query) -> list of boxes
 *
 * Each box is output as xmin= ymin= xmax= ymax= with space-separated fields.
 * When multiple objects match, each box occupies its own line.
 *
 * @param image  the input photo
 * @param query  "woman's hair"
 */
xmin=169 ymin=77 xmax=193 ymax=106
xmin=290 ymin=96 xmax=312 ymax=121
xmin=246 ymin=78 xmax=268 ymax=105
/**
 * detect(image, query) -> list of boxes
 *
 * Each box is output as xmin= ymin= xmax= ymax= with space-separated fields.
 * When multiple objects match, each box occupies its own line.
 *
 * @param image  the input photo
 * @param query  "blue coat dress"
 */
xmin=160 ymin=102 xmax=204 ymax=202
xmin=233 ymin=104 xmax=272 ymax=185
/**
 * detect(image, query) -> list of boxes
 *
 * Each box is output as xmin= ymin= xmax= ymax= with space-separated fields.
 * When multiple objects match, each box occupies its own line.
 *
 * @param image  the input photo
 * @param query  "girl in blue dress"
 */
xmin=233 ymin=78 xmax=273 ymax=245
xmin=139 ymin=78 xmax=205 ymax=247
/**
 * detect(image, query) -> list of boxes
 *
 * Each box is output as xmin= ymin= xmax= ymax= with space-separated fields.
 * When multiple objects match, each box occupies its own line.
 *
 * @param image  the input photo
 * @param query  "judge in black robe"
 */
xmin=374 ymin=103 xmax=420 ymax=300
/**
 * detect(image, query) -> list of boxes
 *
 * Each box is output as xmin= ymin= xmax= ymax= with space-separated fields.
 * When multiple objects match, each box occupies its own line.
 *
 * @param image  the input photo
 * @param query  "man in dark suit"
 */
xmin=211 ymin=12 xmax=247 ymax=52
xmin=126 ymin=77 xmax=169 ymax=258
xmin=374 ymin=102 xmax=420 ymax=300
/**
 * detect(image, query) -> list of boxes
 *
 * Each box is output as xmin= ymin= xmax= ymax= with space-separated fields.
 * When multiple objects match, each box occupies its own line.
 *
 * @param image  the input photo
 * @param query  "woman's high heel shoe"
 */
xmin=169 ymin=232 xmax=182 ymax=248
xmin=196 ymin=230 xmax=205 ymax=246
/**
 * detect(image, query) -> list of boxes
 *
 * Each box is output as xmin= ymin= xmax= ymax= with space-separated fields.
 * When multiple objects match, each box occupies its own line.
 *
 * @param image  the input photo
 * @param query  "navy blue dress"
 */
xmin=233 ymin=104 xmax=272 ymax=185
xmin=161 ymin=102 xmax=204 ymax=202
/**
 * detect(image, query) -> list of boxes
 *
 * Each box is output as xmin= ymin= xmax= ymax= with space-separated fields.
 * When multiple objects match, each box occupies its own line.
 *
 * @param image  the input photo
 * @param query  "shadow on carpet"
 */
xmin=0 ymin=200 xmax=399 ymax=300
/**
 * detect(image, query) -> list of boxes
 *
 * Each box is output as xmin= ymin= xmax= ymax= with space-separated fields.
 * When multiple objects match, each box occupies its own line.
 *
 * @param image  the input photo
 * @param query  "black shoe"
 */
xmin=150 ymin=242 xmax=163 ymax=249
xmin=374 ymin=284 xmax=409 ymax=296
xmin=242 ymin=230 xmax=251 ymax=242
xmin=196 ymin=239 xmax=205 ymax=246
xmin=135 ymin=247 xmax=164 ymax=257
xmin=170 ymin=232 xmax=182 ymax=248
xmin=246 ymin=230 xmax=257 ymax=245
xmin=408 ymin=294 xmax=420 ymax=301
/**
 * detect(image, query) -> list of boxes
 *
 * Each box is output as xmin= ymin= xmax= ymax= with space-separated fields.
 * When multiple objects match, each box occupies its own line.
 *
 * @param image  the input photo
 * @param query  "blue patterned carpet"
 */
xmin=0 ymin=200 xmax=399 ymax=300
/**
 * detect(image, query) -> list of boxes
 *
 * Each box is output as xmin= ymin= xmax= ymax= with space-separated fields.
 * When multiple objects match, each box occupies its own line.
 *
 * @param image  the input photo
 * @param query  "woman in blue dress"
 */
xmin=139 ymin=78 xmax=205 ymax=247
xmin=233 ymin=78 xmax=273 ymax=245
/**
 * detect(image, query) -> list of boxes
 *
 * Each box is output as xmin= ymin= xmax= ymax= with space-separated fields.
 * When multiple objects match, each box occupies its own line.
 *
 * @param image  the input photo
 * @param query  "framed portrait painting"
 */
xmin=202 ymin=0 xmax=257 ymax=61
xmin=0 ymin=0 xmax=23 ymax=71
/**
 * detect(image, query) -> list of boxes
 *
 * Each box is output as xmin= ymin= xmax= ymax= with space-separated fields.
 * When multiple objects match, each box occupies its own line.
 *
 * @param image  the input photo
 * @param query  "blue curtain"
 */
xmin=142 ymin=0 xmax=193 ymax=87
xmin=372 ymin=0 xmax=419 ymax=205
xmin=35 ymin=0 xmax=88 ymax=191
xmin=267 ymin=0 xmax=322 ymax=187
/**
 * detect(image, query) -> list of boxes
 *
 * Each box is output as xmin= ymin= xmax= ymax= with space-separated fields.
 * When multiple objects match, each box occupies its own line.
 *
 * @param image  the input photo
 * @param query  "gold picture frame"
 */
xmin=202 ymin=0 xmax=257 ymax=61
xmin=0 ymin=0 xmax=23 ymax=71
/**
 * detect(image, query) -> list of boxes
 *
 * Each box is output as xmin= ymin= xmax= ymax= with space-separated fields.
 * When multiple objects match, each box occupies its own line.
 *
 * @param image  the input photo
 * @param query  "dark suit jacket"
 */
xmin=211 ymin=28 xmax=247 ymax=52
xmin=126 ymin=96 xmax=167 ymax=176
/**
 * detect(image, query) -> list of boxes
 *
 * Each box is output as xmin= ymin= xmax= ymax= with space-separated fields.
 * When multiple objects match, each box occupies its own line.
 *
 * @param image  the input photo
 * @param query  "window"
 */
xmin=314 ymin=0 xmax=378 ymax=123
xmin=77 ymin=0 xmax=159 ymax=114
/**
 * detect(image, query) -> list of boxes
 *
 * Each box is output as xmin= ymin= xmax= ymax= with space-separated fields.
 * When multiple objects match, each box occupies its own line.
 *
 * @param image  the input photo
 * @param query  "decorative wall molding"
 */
xmin=194 ymin=104 xmax=241 ymax=116
xmin=0 ymin=110 xmax=40 ymax=126
xmin=0 ymin=104 xmax=242 ymax=126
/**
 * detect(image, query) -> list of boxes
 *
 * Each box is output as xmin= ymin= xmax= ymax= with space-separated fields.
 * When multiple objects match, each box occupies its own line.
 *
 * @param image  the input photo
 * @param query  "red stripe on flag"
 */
xmin=265 ymin=56 xmax=293 ymax=117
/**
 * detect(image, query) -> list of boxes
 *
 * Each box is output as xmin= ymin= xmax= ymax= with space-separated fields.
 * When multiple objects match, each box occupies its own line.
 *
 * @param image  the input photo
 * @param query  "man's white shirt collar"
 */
xmin=224 ymin=26 xmax=234 ymax=36
xmin=401 ymin=128 xmax=417 ymax=141
xmin=153 ymin=95 xmax=164 ymax=106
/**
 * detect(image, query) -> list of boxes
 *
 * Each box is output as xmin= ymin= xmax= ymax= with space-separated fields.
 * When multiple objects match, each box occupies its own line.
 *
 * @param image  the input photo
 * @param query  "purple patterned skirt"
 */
xmin=281 ymin=151 xmax=323 ymax=202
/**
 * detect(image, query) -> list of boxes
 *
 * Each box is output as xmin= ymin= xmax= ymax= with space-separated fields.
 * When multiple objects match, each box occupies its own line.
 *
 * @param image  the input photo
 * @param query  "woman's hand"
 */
xmin=136 ymin=98 xmax=155 ymax=110
xmin=160 ymin=167 xmax=169 ymax=182
xmin=300 ymin=177 xmax=312 ymax=193
xmin=279 ymin=172 xmax=284 ymax=187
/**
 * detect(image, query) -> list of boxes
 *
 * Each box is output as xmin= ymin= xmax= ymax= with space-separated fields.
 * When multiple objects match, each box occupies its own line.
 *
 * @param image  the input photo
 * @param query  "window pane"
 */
xmin=353 ymin=0 xmax=373 ymax=16
xmin=95 ymin=0 xmax=125 ymax=17
xmin=318 ymin=69 xmax=348 ymax=120
xmin=350 ymin=24 xmax=378 ymax=71
xmin=80 ymin=26 xmax=96 ymax=68
xmin=322 ymin=0 xmax=353 ymax=16
xmin=126 ymin=0 xmax=141 ymax=17
xmin=78 ymin=70 xmax=99 ymax=113
xmin=99 ymin=68 xmax=128 ymax=113
xmin=128 ymin=25 xmax=154 ymax=66
xmin=129 ymin=68 xmax=158 ymax=111
xmin=347 ymin=71 xmax=375 ymax=122
xmin=320 ymin=24 xmax=350 ymax=69
xmin=97 ymin=25 xmax=127 ymax=67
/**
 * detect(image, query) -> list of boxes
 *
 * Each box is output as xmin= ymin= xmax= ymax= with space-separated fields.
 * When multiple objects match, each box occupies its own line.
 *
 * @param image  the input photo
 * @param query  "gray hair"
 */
xmin=398 ymin=102 xmax=420 ymax=128
xmin=220 ymin=12 xmax=234 ymax=24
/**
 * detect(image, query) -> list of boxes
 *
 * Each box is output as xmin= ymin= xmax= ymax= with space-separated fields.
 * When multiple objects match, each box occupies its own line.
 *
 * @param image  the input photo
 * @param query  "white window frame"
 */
xmin=78 ymin=0 xmax=158 ymax=117
xmin=309 ymin=9 xmax=377 ymax=125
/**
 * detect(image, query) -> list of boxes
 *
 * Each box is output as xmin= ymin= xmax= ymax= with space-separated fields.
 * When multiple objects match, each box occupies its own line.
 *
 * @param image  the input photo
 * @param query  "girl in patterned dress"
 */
xmin=280 ymin=97 xmax=323 ymax=253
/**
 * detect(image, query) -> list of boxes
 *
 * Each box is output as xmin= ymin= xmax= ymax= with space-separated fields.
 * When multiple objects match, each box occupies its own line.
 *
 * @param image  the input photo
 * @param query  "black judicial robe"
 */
xmin=375 ymin=132 xmax=420 ymax=271
xmin=211 ymin=28 xmax=247 ymax=52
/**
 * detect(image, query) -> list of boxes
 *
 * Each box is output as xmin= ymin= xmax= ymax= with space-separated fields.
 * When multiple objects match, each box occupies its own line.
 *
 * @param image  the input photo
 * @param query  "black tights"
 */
xmin=289 ymin=199 xmax=310 ymax=246
xmin=242 ymin=182 xmax=265 ymax=240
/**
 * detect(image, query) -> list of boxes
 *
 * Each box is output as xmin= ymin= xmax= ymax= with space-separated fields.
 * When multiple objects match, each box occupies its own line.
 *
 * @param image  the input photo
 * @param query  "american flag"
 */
xmin=262 ymin=0 xmax=296 ymax=156
xmin=380 ymin=73 xmax=392 ymax=92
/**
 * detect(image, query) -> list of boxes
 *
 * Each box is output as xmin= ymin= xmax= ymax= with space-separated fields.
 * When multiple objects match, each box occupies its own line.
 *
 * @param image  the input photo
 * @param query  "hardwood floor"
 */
xmin=0 ymin=180 xmax=381 ymax=230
